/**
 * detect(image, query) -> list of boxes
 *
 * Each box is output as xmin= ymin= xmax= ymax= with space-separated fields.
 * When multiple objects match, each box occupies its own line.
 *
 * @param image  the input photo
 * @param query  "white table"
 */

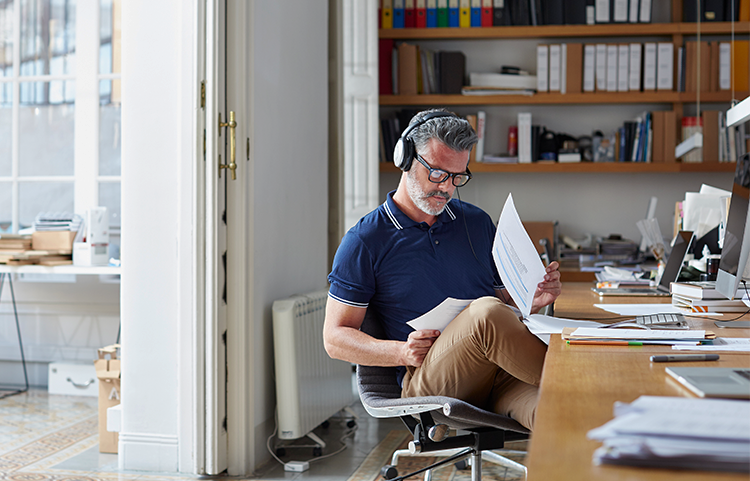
xmin=0 ymin=264 xmax=121 ymax=397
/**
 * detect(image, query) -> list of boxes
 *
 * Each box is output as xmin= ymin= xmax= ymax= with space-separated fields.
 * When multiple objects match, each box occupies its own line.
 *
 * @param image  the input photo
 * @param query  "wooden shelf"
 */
xmin=379 ymin=161 xmax=737 ymax=174
xmin=379 ymin=22 xmax=750 ymax=40
xmin=380 ymin=91 xmax=748 ymax=106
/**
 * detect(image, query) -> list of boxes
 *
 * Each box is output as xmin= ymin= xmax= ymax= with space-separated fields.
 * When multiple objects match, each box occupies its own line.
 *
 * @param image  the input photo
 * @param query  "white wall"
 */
xmin=119 ymin=0 xmax=194 ymax=472
xmin=381 ymin=171 xmax=733 ymax=245
xmin=245 ymin=0 xmax=330 ymax=467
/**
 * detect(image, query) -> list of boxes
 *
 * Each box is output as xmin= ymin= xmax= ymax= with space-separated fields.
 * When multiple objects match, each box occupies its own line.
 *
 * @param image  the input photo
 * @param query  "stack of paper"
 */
xmin=588 ymin=396 xmax=750 ymax=472
xmin=562 ymin=327 xmax=712 ymax=346
xmin=522 ymin=315 xmax=603 ymax=344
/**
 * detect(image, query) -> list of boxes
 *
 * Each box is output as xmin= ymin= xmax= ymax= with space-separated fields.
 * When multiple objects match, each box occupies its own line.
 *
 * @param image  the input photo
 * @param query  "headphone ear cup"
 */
xmin=393 ymin=137 xmax=415 ymax=171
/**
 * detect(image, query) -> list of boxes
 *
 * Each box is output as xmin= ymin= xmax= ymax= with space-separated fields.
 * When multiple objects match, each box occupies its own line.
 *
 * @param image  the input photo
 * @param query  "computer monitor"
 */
xmin=716 ymin=154 xmax=750 ymax=300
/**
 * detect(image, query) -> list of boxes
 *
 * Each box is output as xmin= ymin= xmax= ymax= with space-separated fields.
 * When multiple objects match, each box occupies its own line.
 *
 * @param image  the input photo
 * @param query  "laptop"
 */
xmin=591 ymin=231 xmax=694 ymax=297
xmin=666 ymin=367 xmax=750 ymax=399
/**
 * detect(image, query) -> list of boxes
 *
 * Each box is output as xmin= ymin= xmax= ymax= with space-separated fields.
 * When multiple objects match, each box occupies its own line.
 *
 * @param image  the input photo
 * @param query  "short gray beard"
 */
xmin=406 ymin=170 xmax=451 ymax=216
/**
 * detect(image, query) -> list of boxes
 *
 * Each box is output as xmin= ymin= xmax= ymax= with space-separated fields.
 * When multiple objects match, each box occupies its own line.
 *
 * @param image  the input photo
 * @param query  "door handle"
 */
xmin=218 ymin=111 xmax=237 ymax=180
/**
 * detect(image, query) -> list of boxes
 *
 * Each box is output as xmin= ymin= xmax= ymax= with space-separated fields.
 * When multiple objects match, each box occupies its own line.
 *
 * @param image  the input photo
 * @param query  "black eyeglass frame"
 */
xmin=414 ymin=153 xmax=473 ymax=187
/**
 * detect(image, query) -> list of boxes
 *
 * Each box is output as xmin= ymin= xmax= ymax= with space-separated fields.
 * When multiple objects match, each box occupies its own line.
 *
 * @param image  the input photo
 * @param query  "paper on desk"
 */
xmin=568 ymin=327 xmax=706 ymax=340
xmin=683 ymin=192 xmax=726 ymax=240
xmin=594 ymin=303 xmax=684 ymax=316
xmin=406 ymin=297 xmax=473 ymax=332
xmin=672 ymin=337 xmax=750 ymax=351
xmin=522 ymin=314 xmax=604 ymax=344
xmin=492 ymin=194 xmax=546 ymax=319
xmin=588 ymin=395 xmax=750 ymax=471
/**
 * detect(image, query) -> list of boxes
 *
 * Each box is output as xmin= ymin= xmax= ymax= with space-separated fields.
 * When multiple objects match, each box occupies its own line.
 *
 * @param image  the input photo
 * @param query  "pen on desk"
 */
xmin=567 ymin=340 xmax=644 ymax=346
xmin=649 ymin=354 xmax=720 ymax=362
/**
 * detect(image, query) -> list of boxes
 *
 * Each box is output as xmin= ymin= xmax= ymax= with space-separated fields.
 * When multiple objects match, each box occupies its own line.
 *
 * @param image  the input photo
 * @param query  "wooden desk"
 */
xmin=525 ymin=283 xmax=750 ymax=480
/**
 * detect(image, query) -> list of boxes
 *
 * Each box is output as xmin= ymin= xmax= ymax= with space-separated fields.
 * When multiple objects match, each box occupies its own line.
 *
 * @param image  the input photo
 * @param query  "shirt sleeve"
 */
xmin=327 ymin=230 xmax=376 ymax=308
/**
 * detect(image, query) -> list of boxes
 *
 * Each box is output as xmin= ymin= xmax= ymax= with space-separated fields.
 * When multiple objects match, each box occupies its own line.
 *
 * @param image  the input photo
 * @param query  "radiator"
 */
xmin=272 ymin=290 xmax=355 ymax=440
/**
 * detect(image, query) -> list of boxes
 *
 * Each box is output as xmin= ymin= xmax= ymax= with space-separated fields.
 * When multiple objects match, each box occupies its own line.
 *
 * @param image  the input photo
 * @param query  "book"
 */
xmin=397 ymin=43 xmax=419 ymax=95
xmin=719 ymin=42 xmax=731 ymax=90
xmin=466 ymin=114 xmax=478 ymax=162
xmin=405 ymin=0 xmax=416 ymax=27
xmin=379 ymin=39 xmax=395 ymax=95
xmin=670 ymin=281 xmax=744 ymax=300
xmin=449 ymin=0 xmax=460 ymax=26
xmin=492 ymin=0 xmax=508 ymax=25
xmin=382 ymin=0 xmax=394 ymax=28
xmin=394 ymin=0 xmax=405 ymax=27
xmin=606 ymin=44 xmax=618 ymax=92
xmin=617 ymin=44 xmax=629 ymax=92
xmin=702 ymin=110 xmax=719 ymax=162
xmin=416 ymin=0 xmax=428 ymax=27
xmin=481 ymin=0 xmax=493 ymax=25
xmin=470 ymin=0 xmax=482 ymax=25
xmin=672 ymin=294 xmax=748 ymax=313
xmin=439 ymin=51 xmax=465 ymax=93
xmin=475 ymin=111 xmax=486 ymax=163
xmin=613 ymin=0 xmax=627 ymax=22
xmin=427 ymin=0 xmax=438 ymax=26
xmin=629 ymin=43 xmax=641 ymax=91
xmin=583 ymin=44 xmax=596 ymax=92
xmin=469 ymin=72 xmax=538 ymax=89
xmin=438 ymin=0 xmax=449 ymax=26
xmin=643 ymin=42 xmax=657 ymax=90
xmin=537 ymin=45 xmax=549 ymax=92
xmin=549 ymin=44 xmax=561 ymax=92
xmin=595 ymin=0 xmax=609 ymax=22
xmin=460 ymin=0 xmax=471 ymax=27
xmin=518 ymin=112 xmax=533 ymax=163
xmin=656 ymin=42 xmax=674 ymax=91
xmin=595 ymin=44 xmax=607 ymax=91
xmin=733 ymin=40 xmax=749 ymax=93
xmin=629 ymin=0 xmax=640 ymax=22
xmin=565 ymin=43 xmax=583 ymax=94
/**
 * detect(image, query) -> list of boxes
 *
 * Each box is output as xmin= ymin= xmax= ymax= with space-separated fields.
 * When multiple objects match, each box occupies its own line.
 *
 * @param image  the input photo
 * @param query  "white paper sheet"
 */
xmin=406 ymin=297 xmax=473 ymax=332
xmin=570 ymin=328 xmax=706 ymax=339
xmin=523 ymin=314 xmax=604 ymax=344
xmin=594 ymin=303 xmax=684 ymax=316
xmin=492 ymin=194 xmax=546 ymax=318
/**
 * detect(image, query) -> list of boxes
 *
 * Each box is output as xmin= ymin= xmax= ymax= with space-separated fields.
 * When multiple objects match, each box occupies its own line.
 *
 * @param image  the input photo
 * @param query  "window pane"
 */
xmin=99 ymin=0 xmax=120 ymax=75
xmin=19 ymin=81 xmax=74 ymax=176
xmin=19 ymin=181 xmax=73 ymax=229
xmin=99 ymin=181 xmax=120 ymax=260
xmin=0 ymin=90 xmax=10 ymax=176
xmin=20 ymin=0 xmax=76 ymax=76
xmin=0 ymin=2 xmax=13 ymax=77
xmin=99 ymin=79 xmax=120 ymax=175
xmin=0 ymin=182 xmax=10 ymax=233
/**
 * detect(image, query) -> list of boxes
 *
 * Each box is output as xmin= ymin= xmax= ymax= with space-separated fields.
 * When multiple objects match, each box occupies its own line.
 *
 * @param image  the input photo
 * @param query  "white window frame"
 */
xmin=0 ymin=0 xmax=121 ymax=233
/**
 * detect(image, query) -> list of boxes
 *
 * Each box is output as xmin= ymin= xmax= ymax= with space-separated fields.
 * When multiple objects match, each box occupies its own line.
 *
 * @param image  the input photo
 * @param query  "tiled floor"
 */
xmin=0 ymin=388 xmax=404 ymax=481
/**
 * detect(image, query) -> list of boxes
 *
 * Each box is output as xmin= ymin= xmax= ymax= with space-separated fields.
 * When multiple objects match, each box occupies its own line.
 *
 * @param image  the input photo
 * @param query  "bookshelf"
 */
xmin=379 ymin=19 xmax=749 ymax=172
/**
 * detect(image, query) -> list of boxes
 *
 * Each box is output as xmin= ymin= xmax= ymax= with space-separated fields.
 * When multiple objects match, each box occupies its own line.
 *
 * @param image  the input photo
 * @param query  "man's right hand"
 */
xmin=400 ymin=329 xmax=441 ymax=367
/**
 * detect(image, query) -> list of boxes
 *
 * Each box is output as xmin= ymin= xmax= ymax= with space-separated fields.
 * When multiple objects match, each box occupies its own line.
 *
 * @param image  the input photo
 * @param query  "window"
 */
xmin=0 ymin=0 xmax=121 ymax=259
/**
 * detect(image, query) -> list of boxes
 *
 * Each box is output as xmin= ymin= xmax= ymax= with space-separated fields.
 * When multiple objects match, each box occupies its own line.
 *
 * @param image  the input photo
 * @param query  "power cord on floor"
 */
xmin=265 ymin=407 xmax=359 ymax=467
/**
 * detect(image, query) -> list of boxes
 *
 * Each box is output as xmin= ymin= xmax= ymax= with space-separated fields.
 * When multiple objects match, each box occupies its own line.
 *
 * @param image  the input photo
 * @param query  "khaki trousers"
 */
xmin=401 ymin=296 xmax=547 ymax=430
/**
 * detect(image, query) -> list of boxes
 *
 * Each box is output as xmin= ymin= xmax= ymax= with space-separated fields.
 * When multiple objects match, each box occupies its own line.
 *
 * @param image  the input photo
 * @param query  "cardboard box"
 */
xmin=95 ymin=344 xmax=121 ymax=454
xmin=31 ymin=231 xmax=76 ymax=253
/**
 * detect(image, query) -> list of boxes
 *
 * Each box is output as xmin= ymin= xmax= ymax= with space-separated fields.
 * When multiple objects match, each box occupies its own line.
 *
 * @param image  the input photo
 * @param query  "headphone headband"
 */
xmin=392 ymin=111 xmax=457 ymax=172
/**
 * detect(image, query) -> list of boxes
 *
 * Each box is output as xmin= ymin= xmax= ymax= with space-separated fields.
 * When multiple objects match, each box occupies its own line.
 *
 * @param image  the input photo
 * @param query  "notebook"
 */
xmin=591 ymin=231 xmax=694 ymax=297
xmin=666 ymin=367 xmax=750 ymax=399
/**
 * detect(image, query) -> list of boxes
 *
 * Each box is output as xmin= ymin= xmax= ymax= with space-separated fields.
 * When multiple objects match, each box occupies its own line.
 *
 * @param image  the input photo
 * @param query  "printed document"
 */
xmin=492 ymin=194 xmax=546 ymax=318
xmin=406 ymin=298 xmax=473 ymax=332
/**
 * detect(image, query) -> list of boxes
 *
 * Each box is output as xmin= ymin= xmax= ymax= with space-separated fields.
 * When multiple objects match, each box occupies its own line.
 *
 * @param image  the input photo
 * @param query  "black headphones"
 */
xmin=392 ymin=111 xmax=458 ymax=172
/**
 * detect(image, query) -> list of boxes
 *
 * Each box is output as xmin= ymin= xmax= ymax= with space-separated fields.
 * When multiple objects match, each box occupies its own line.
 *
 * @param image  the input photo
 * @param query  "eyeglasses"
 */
xmin=415 ymin=153 xmax=472 ymax=187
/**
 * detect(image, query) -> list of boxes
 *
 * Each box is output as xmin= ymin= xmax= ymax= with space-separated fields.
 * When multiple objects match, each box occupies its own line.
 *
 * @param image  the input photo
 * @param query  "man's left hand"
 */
xmin=531 ymin=261 xmax=562 ymax=313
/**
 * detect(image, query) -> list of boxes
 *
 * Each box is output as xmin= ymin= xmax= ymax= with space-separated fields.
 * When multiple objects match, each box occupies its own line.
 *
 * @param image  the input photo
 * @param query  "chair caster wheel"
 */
xmin=347 ymin=420 xmax=356 ymax=428
xmin=381 ymin=464 xmax=398 ymax=479
xmin=313 ymin=447 xmax=323 ymax=457
xmin=455 ymin=459 xmax=469 ymax=470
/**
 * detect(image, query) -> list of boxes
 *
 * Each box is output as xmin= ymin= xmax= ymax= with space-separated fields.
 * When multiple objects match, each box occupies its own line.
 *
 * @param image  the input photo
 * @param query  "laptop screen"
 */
xmin=658 ymin=231 xmax=694 ymax=290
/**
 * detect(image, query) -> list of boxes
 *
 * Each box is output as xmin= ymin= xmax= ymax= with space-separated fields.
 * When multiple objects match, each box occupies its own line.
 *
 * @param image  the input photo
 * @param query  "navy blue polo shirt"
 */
xmin=328 ymin=190 xmax=503 ymax=346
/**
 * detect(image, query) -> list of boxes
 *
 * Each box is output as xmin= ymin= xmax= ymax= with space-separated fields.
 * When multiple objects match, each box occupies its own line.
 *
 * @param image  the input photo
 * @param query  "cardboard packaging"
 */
xmin=95 ymin=344 xmax=121 ymax=454
xmin=74 ymin=207 xmax=109 ymax=266
xmin=73 ymin=242 xmax=108 ymax=266
xmin=31 ymin=231 xmax=76 ymax=253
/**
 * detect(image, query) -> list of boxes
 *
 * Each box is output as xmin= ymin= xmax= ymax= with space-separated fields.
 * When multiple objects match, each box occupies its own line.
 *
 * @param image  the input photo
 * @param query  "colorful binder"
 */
xmin=427 ymin=0 xmax=438 ymax=26
xmin=405 ymin=0 xmax=416 ymax=27
xmin=382 ymin=0 xmax=393 ymax=29
xmin=393 ymin=0 xmax=405 ymax=28
xmin=416 ymin=0 xmax=427 ymax=27
xmin=437 ymin=0 xmax=449 ymax=26
xmin=460 ymin=0 xmax=471 ymax=27
xmin=449 ymin=0 xmax=460 ymax=26
xmin=470 ymin=0 xmax=482 ymax=26
xmin=481 ymin=0 xmax=493 ymax=26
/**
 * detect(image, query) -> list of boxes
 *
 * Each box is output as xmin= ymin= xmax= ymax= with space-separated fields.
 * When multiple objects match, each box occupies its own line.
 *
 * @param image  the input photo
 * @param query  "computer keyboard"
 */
xmin=635 ymin=313 xmax=688 ymax=329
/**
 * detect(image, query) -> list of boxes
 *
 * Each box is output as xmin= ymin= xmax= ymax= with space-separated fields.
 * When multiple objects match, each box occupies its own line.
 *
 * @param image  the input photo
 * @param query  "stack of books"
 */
xmin=0 ymin=235 xmax=32 ymax=264
xmin=670 ymin=281 xmax=748 ymax=313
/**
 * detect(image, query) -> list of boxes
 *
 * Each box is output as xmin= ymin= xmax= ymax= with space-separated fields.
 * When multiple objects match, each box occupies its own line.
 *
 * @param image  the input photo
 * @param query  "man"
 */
xmin=324 ymin=109 xmax=561 ymax=430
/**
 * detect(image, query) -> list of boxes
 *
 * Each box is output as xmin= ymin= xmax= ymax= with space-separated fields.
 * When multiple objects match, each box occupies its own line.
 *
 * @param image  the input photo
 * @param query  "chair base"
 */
xmin=387 ymin=445 xmax=528 ymax=480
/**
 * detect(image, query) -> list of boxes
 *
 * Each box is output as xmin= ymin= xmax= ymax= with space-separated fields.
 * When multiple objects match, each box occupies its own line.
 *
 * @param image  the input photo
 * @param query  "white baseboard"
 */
xmin=118 ymin=432 xmax=179 ymax=473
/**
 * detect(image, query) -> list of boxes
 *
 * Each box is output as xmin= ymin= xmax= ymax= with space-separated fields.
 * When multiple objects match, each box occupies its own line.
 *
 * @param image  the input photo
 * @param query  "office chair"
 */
xmin=357 ymin=311 xmax=531 ymax=481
